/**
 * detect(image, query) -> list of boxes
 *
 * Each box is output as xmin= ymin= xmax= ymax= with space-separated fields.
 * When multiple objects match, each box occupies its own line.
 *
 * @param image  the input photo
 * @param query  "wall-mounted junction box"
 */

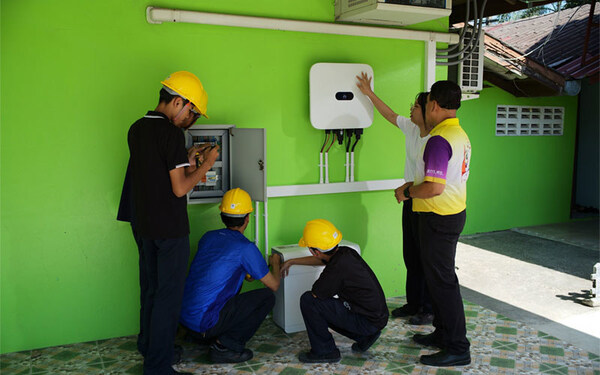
xmin=186 ymin=125 xmax=266 ymax=204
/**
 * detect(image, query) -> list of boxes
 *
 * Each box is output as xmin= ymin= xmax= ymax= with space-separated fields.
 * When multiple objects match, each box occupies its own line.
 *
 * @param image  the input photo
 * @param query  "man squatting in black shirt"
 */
xmin=280 ymin=219 xmax=389 ymax=363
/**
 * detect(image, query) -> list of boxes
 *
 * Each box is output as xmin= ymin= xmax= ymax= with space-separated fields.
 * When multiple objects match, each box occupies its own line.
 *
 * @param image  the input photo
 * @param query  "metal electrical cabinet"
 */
xmin=271 ymin=240 xmax=361 ymax=333
xmin=186 ymin=125 xmax=266 ymax=204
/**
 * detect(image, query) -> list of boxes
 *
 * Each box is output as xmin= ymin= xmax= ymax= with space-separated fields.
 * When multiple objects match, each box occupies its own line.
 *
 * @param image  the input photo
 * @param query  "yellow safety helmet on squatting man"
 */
xmin=161 ymin=71 xmax=209 ymax=118
xmin=219 ymin=188 xmax=254 ymax=217
xmin=298 ymin=219 xmax=342 ymax=252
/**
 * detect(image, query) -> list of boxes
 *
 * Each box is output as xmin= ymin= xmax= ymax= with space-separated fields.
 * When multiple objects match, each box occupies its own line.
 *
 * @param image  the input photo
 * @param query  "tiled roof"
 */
xmin=484 ymin=3 xmax=599 ymax=79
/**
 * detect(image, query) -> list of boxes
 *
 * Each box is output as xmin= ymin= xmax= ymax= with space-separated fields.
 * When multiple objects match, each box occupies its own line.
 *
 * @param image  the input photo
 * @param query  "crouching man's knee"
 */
xmin=300 ymin=290 xmax=315 ymax=308
xmin=264 ymin=289 xmax=275 ymax=310
xmin=252 ymin=287 xmax=275 ymax=309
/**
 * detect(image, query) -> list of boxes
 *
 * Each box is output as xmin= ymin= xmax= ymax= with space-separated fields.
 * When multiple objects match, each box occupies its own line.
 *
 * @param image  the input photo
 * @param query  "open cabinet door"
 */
xmin=230 ymin=128 xmax=266 ymax=202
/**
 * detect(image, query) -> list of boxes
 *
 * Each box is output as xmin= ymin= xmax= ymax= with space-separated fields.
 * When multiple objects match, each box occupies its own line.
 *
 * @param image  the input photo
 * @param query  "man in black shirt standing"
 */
xmin=127 ymin=71 xmax=220 ymax=375
xmin=280 ymin=219 xmax=389 ymax=363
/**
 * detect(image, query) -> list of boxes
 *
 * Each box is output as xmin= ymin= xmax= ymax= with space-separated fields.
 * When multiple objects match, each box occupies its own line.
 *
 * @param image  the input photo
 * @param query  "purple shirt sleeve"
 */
xmin=423 ymin=135 xmax=452 ymax=183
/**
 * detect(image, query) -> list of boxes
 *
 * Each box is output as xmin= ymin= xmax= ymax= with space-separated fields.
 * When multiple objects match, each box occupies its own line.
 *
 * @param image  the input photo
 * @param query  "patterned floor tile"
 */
xmin=2 ymin=297 xmax=598 ymax=374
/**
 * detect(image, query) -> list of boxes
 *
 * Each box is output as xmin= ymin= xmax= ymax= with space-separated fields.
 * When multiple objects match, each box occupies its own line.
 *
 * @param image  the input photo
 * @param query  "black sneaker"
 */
xmin=408 ymin=312 xmax=434 ymax=326
xmin=298 ymin=349 xmax=341 ymax=363
xmin=412 ymin=332 xmax=444 ymax=349
xmin=209 ymin=343 xmax=253 ymax=363
xmin=351 ymin=331 xmax=381 ymax=352
xmin=391 ymin=304 xmax=418 ymax=318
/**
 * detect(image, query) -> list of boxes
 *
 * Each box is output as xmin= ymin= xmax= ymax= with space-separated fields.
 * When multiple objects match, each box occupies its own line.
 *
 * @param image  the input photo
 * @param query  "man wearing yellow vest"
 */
xmin=396 ymin=80 xmax=471 ymax=367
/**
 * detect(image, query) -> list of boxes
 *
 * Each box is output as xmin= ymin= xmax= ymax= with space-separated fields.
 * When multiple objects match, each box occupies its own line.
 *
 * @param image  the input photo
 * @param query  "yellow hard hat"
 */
xmin=161 ymin=71 xmax=209 ymax=118
xmin=298 ymin=219 xmax=342 ymax=251
xmin=219 ymin=188 xmax=254 ymax=217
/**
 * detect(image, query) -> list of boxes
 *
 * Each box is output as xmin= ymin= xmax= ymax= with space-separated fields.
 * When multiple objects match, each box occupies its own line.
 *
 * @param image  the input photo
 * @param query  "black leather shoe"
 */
xmin=391 ymin=304 xmax=418 ymax=318
xmin=420 ymin=349 xmax=471 ymax=367
xmin=209 ymin=343 xmax=253 ymax=363
xmin=351 ymin=331 xmax=381 ymax=352
xmin=298 ymin=349 xmax=341 ymax=363
xmin=409 ymin=312 xmax=434 ymax=325
xmin=412 ymin=332 xmax=444 ymax=349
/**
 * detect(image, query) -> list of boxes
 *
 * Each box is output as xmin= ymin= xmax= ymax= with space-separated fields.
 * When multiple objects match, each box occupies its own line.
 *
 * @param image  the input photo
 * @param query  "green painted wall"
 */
xmin=460 ymin=86 xmax=577 ymax=234
xmin=0 ymin=0 xmax=577 ymax=354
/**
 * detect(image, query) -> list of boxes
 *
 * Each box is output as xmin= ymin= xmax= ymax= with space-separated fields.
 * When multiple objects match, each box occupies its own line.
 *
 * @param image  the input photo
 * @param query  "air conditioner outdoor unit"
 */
xmin=448 ymin=26 xmax=484 ymax=101
xmin=459 ymin=26 xmax=484 ymax=93
xmin=335 ymin=0 xmax=452 ymax=26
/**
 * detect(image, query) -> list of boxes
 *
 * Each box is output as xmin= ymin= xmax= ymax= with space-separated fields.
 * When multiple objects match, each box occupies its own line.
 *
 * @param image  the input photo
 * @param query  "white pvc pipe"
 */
xmin=425 ymin=39 xmax=437 ymax=91
xmin=350 ymin=152 xmax=355 ymax=182
xmin=345 ymin=152 xmax=350 ymax=182
xmin=254 ymin=201 xmax=259 ymax=249
xmin=319 ymin=152 xmax=324 ymax=184
xmin=325 ymin=153 xmax=330 ymax=184
xmin=264 ymin=199 xmax=269 ymax=258
xmin=146 ymin=7 xmax=459 ymax=44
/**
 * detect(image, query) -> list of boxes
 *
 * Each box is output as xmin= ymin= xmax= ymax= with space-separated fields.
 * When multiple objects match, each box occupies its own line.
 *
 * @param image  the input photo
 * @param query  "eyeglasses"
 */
xmin=184 ymin=102 xmax=201 ymax=118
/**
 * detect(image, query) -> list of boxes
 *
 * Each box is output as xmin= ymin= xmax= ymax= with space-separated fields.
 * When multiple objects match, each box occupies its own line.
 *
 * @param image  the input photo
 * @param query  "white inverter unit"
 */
xmin=272 ymin=240 xmax=361 ymax=333
xmin=309 ymin=63 xmax=374 ymax=130
xmin=335 ymin=0 xmax=452 ymax=27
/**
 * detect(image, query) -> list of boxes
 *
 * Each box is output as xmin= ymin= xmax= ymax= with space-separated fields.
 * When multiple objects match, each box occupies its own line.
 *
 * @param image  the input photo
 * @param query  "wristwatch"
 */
xmin=403 ymin=187 xmax=411 ymax=199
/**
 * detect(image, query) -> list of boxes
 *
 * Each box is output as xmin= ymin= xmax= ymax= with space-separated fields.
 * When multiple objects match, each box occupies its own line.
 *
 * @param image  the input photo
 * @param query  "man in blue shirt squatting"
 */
xmin=280 ymin=219 xmax=389 ymax=363
xmin=179 ymin=188 xmax=282 ymax=363
xmin=396 ymin=80 xmax=472 ymax=367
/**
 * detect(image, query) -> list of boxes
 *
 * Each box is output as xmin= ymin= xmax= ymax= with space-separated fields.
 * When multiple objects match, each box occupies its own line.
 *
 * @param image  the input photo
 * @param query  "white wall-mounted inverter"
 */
xmin=335 ymin=0 xmax=452 ymax=27
xmin=272 ymin=240 xmax=361 ymax=333
xmin=309 ymin=63 xmax=374 ymax=130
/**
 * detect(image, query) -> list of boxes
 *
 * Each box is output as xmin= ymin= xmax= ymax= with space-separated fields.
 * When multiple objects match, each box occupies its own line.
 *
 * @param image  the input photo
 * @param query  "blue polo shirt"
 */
xmin=180 ymin=229 xmax=269 ymax=333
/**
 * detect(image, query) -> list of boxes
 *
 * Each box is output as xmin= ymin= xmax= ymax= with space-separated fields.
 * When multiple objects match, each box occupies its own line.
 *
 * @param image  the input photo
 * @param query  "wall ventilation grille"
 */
xmin=496 ymin=106 xmax=564 ymax=136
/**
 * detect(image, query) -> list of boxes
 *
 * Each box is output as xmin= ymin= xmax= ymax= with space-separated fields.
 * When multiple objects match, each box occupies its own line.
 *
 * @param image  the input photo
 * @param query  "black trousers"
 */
xmin=129 ymin=225 xmax=147 ymax=356
xmin=300 ymin=291 xmax=381 ymax=355
xmin=418 ymin=210 xmax=469 ymax=354
xmin=190 ymin=288 xmax=276 ymax=353
xmin=139 ymin=236 xmax=190 ymax=375
xmin=402 ymin=199 xmax=432 ymax=313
